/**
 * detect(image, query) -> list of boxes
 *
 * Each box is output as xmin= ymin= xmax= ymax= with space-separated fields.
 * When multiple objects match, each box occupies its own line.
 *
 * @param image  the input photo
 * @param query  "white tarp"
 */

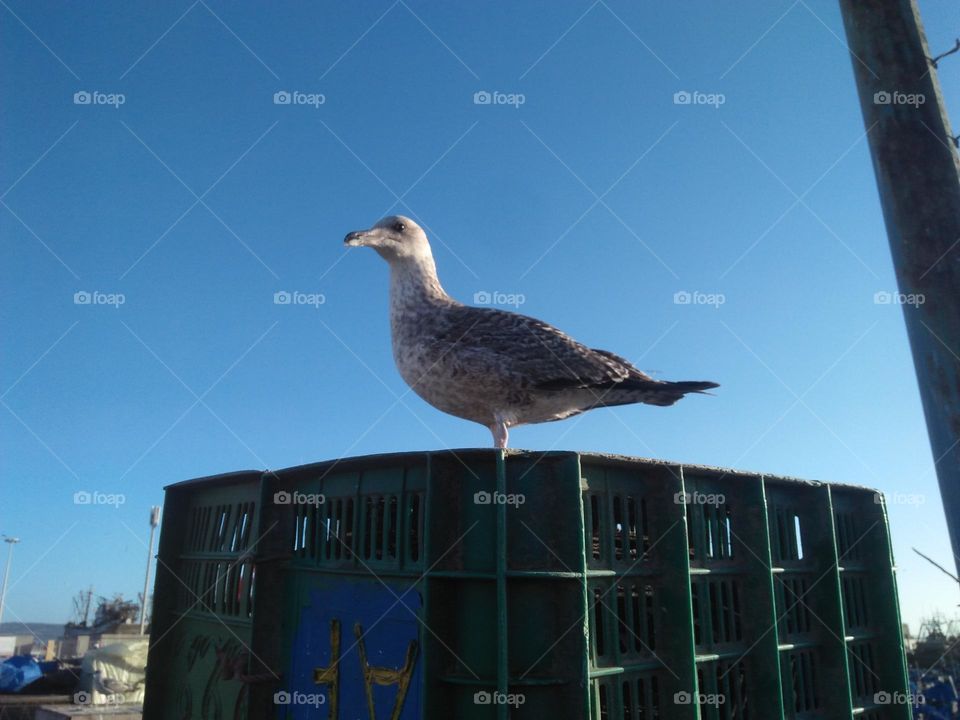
xmin=78 ymin=639 xmax=148 ymax=705
xmin=0 ymin=636 xmax=15 ymax=657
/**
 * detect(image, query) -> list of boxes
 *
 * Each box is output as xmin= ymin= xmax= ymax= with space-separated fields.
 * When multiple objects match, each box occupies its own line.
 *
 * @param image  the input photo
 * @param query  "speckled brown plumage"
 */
xmin=345 ymin=215 xmax=718 ymax=448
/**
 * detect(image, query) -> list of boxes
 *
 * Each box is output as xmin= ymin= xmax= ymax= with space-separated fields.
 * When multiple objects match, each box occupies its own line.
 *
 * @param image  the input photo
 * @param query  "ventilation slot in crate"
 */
xmin=613 ymin=494 xmax=649 ymax=562
xmin=186 ymin=501 xmax=255 ymax=554
xmin=595 ymin=673 xmax=663 ymax=720
xmin=834 ymin=511 xmax=865 ymax=562
xmin=174 ymin=558 xmax=255 ymax=618
xmin=186 ymin=505 xmax=211 ymax=552
xmin=841 ymin=574 xmax=870 ymax=630
xmin=588 ymin=493 xmax=603 ymax=564
xmin=848 ymin=641 xmax=881 ymax=702
xmin=774 ymin=576 xmax=812 ymax=637
xmin=688 ymin=501 xmax=735 ymax=564
xmin=626 ymin=674 xmax=661 ymax=718
xmin=292 ymin=492 xmax=425 ymax=568
xmin=213 ymin=558 xmax=255 ymax=617
xmin=586 ymin=492 xmax=654 ymax=569
xmin=692 ymin=578 xmax=743 ymax=648
xmin=292 ymin=502 xmax=314 ymax=558
xmin=617 ymin=582 xmax=657 ymax=658
xmin=696 ymin=660 xmax=750 ymax=719
xmin=314 ymin=497 xmax=354 ymax=562
xmin=176 ymin=560 xmax=201 ymax=612
xmin=360 ymin=495 xmax=399 ymax=561
xmin=771 ymin=508 xmax=804 ymax=563
xmin=589 ymin=580 xmax=660 ymax=666
xmin=786 ymin=649 xmax=820 ymax=713
xmin=591 ymin=585 xmax=609 ymax=664
xmin=408 ymin=492 xmax=423 ymax=563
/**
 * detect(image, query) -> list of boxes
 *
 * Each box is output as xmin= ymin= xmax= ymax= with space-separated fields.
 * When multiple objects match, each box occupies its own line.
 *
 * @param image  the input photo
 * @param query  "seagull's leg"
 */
xmin=490 ymin=415 xmax=509 ymax=449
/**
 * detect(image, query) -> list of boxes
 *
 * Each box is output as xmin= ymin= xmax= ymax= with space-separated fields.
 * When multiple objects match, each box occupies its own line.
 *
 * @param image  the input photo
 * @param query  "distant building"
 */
xmin=0 ymin=634 xmax=36 ymax=658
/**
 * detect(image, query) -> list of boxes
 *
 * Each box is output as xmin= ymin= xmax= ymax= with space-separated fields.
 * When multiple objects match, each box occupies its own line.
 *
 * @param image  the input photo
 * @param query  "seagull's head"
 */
xmin=344 ymin=215 xmax=431 ymax=263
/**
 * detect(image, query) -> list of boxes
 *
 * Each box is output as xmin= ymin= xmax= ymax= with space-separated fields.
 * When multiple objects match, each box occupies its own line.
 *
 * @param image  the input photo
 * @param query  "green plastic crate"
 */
xmin=144 ymin=470 xmax=262 ymax=718
xmin=144 ymin=450 xmax=910 ymax=719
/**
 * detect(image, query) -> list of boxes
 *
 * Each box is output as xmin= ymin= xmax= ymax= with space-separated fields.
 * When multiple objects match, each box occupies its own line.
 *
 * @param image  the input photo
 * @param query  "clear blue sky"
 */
xmin=1 ymin=0 xmax=957 ymax=633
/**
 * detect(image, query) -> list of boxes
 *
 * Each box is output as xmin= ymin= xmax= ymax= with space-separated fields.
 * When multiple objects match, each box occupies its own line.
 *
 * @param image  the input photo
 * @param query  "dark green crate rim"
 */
xmin=147 ymin=449 xmax=911 ymax=720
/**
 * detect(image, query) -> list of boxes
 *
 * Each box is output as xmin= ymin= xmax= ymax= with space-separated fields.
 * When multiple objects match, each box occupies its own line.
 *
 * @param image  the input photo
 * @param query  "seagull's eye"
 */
xmin=393 ymin=222 xmax=406 ymax=233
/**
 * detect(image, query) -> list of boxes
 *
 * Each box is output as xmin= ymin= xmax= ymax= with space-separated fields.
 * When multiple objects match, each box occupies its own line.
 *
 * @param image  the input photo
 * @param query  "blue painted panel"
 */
xmin=285 ymin=578 xmax=422 ymax=720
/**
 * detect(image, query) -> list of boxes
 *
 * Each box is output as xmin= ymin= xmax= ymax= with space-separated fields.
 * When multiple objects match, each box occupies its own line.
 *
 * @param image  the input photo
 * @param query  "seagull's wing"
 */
xmin=427 ymin=305 xmax=649 ymax=389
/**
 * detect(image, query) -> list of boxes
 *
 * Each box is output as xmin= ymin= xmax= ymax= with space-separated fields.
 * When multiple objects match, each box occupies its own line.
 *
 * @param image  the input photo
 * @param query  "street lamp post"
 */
xmin=0 ymin=536 xmax=21 ymax=625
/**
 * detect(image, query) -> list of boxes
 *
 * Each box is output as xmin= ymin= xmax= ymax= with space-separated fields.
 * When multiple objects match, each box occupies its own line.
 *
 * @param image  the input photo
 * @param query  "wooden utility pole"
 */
xmin=838 ymin=0 xmax=960 ymax=575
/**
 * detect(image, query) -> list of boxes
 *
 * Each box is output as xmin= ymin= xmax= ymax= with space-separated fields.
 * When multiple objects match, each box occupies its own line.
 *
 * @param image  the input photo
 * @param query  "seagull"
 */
xmin=344 ymin=215 xmax=718 ymax=448
xmin=93 ymin=669 xmax=142 ymax=696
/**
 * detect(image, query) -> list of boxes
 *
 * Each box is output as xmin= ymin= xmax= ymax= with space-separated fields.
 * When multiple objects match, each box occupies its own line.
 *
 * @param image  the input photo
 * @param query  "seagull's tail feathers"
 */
xmin=601 ymin=378 xmax=719 ymax=408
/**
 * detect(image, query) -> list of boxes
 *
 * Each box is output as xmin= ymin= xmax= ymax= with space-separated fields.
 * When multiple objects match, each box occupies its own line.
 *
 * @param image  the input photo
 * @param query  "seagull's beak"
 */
xmin=344 ymin=230 xmax=367 ymax=247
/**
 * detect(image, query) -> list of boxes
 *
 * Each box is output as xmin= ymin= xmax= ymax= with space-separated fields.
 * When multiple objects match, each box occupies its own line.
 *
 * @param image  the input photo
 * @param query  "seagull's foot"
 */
xmin=490 ymin=416 xmax=509 ymax=449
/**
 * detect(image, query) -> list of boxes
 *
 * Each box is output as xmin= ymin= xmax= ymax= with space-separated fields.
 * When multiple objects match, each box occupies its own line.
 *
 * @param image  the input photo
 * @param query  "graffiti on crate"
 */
xmin=311 ymin=619 xmax=341 ymax=719
xmin=356 ymin=623 xmax=419 ymax=720
xmin=176 ymin=634 xmax=271 ymax=720
xmin=311 ymin=619 xmax=419 ymax=720
xmin=177 ymin=634 xmax=211 ymax=718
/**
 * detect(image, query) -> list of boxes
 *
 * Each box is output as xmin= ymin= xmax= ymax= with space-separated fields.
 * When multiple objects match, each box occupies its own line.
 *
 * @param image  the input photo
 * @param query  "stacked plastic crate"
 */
xmin=144 ymin=450 xmax=911 ymax=719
